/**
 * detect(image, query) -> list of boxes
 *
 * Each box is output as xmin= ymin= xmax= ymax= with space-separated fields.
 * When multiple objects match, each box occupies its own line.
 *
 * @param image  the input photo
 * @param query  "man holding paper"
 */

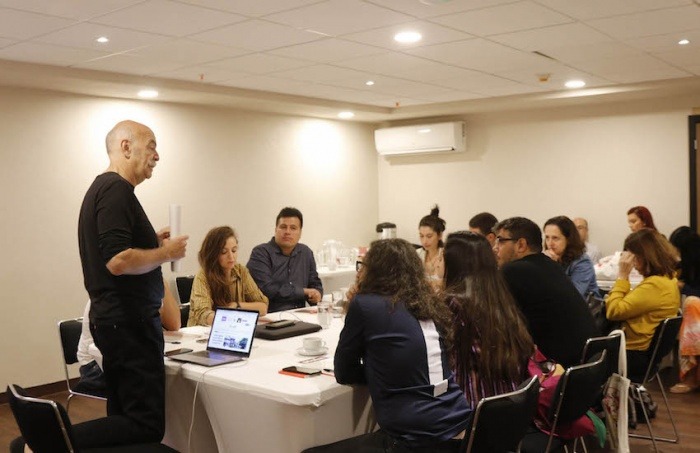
xmin=75 ymin=120 xmax=188 ymax=448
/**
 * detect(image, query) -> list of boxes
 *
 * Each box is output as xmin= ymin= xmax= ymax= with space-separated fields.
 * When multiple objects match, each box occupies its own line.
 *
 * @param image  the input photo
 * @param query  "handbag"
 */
xmin=528 ymin=349 xmax=596 ymax=440
xmin=601 ymin=329 xmax=630 ymax=453
xmin=586 ymin=293 xmax=618 ymax=334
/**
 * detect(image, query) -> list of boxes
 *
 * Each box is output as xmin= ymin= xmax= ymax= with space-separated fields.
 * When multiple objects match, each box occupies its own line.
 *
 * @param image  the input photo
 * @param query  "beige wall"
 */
xmin=378 ymin=98 xmax=693 ymax=256
xmin=0 ymin=86 xmax=378 ymax=387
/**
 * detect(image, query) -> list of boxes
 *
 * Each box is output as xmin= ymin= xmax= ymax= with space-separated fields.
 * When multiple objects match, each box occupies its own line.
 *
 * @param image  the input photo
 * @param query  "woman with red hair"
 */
xmin=627 ymin=206 xmax=657 ymax=232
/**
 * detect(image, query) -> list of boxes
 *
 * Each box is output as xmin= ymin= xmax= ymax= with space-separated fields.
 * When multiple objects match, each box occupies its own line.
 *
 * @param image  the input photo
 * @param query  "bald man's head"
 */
xmin=105 ymin=120 xmax=152 ymax=156
xmin=573 ymin=217 xmax=589 ymax=242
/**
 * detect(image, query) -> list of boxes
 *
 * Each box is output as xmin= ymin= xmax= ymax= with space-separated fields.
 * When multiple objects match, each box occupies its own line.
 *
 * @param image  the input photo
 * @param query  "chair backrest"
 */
xmin=175 ymin=276 xmax=195 ymax=304
xmin=180 ymin=303 xmax=191 ymax=327
xmin=551 ymin=350 xmax=608 ymax=424
xmin=7 ymin=384 xmax=75 ymax=453
xmin=642 ymin=315 xmax=683 ymax=382
xmin=581 ymin=332 xmax=621 ymax=378
xmin=58 ymin=319 xmax=83 ymax=366
xmin=462 ymin=376 xmax=540 ymax=453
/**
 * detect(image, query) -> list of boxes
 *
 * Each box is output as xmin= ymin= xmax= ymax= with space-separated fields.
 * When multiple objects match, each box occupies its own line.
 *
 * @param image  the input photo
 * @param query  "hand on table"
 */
xmin=304 ymin=288 xmax=322 ymax=304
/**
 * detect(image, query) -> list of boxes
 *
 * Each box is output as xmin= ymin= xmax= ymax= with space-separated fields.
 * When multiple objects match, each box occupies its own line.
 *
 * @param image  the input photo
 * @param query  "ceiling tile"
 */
xmin=413 ymin=91 xmax=486 ymax=102
xmin=151 ymin=65 xmax=246 ymax=83
xmin=431 ymin=71 xmax=529 ymax=90
xmin=430 ymin=1 xmax=572 ymax=37
xmin=0 ymin=8 xmax=75 ymax=40
xmin=653 ymin=47 xmax=700 ymax=72
xmin=0 ymin=42 xmax=107 ymax=65
xmin=0 ymin=0 xmax=145 ymax=20
xmin=329 ymin=76 xmax=453 ymax=97
xmin=336 ymin=51 xmax=481 ymax=82
xmin=90 ymin=0 xmax=246 ymax=37
xmin=271 ymin=64 xmax=370 ymax=83
xmin=471 ymin=81 xmax=545 ymax=96
xmin=407 ymin=38 xmax=555 ymax=73
xmin=218 ymin=74 xmax=318 ymax=95
xmin=490 ymin=23 xmax=614 ymax=52
xmin=342 ymin=20 xmax=473 ymax=50
xmin=73 ymin=53 xmax=184 ymax=75
xmin=174 ymin=0 xmax=323 ymax=17
xmin=533 ymin=0 xmax=693 ymax=21
xmin=494 ymin=66 xmax=612 ymax=88
xmin=365 ymin=0 xmax=520 ymax=19
xmin=265 ymin=0 xmax=413 ymax=36
xmin=624 ymin=30 xmax=700 ymax=53
xmin=268 ymin=38 xmax=384 ymax=63
xmin=586 ymin=5 xmax=700 ymax=40
xmin=205 ymin=53 xmax=310 ymax=74
xmin=125 ymin=38 xmax=249 ymax=65
xmin=35 ymin=23 xmax=170 ymax=52
xmin=576 ymin=54 xmax=691 ymax=83
xmin=540 ymin=41 xmax=643 ymax=65
xmin=191 ymin=19 xmax=322 ymax=51
xmin=0 ymin=37 xmax=16 ymax=48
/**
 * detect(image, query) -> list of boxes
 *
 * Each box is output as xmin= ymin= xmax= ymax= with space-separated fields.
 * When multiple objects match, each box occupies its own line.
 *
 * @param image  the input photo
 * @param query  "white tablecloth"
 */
xmin=162 ymin=311 xmax=373 ymax=453
xmin=317 ymin=266 xmax=356 ymax=294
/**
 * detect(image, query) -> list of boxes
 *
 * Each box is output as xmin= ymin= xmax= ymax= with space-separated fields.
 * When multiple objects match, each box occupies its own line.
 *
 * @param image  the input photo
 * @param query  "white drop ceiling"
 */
xmin=1 ymin=0 xmax=700 ymax=122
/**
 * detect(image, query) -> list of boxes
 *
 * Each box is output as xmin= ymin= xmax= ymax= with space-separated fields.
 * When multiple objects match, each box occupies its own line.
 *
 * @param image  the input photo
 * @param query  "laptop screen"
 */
xmin=207 ymin=307 xmax=259 ymax=355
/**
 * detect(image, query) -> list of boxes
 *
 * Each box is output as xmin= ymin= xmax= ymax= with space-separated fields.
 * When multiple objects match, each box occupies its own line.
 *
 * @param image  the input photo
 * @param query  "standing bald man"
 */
xmin=75 ymin=120 xmax=188 ymax=447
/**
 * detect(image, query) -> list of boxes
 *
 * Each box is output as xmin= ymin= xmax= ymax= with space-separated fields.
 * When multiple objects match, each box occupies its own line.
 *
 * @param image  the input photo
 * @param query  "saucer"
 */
xmin=297 ymin=346 xmax=328 ymax=357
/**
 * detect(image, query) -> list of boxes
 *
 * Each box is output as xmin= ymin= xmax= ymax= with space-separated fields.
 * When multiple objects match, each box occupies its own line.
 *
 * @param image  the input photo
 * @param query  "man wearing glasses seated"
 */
xmin=493 ymin=217 xmax=599 ymax=367
xmin=248 ymin=207 xmax=323 ymax=312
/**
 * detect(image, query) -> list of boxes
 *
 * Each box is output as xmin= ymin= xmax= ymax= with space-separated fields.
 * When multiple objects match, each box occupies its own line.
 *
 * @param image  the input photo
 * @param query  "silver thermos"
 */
xmin=376 ymin=222 xmax=397 ymax=240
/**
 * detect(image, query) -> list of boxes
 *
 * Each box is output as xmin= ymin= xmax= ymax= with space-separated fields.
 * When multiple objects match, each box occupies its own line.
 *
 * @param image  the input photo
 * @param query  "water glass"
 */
xmin=317 ymin=300 xmax=332 ymax=329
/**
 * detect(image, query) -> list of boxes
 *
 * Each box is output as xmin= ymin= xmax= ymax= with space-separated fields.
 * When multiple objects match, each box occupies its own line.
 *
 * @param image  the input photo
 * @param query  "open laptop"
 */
xmin=169 ymin=307 xmax=259 ymax=367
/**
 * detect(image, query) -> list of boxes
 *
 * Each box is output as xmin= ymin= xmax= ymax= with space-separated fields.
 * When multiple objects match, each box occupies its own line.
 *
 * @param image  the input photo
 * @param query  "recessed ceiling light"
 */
xmin=679 ymin=39 xmax=690 ymax=45
xmin=96 ymin=36 xmax=109 ymax=43
xmin=137 ymin=89 xmax=159 ymax=99
xmin=565 ymin=80 xmax=586 ymax=89
xmin=394 ymin=31 xmax=422 ymax=43
xmin=338 ymin=111 xmax=355 ymax=119
xmin=365 ymin=80 xmax=375 ymax=86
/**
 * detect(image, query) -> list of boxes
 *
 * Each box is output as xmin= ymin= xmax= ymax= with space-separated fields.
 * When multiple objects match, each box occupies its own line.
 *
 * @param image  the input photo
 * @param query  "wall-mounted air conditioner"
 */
xmin=374 ymin=121 xmax=465 ymax=156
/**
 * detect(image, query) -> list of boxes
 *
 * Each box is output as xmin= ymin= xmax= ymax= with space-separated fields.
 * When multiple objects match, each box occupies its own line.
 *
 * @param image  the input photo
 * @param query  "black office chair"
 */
xmin=628 ymin=315 xmax=682 ymax=452
xmin=57 ymin=318 xmax=106 ymax=412
xmin=521 ymin=351 xmax=608 ymax=453
xmin=461 ymin=375 xmax=540 ymax=453
xmin=179 ymin=303 xmax=190 ymax=327
xmin=7 ymin=384 xmax=177 ymax=453
xmin=580 ymin=331 xmax=622 ymax=380
xmin=175 ymin=276 xmax=194 ymax=303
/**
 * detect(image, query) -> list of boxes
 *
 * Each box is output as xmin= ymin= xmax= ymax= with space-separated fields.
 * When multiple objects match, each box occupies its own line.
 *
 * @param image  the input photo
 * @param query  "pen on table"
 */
xmin=299 ymin=355 xmax=328 ymax=364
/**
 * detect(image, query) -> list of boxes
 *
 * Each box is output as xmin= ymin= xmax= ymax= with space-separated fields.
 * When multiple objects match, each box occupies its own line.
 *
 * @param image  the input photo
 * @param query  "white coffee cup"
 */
xmin=303 ymin=337 xmax=326 ymax=353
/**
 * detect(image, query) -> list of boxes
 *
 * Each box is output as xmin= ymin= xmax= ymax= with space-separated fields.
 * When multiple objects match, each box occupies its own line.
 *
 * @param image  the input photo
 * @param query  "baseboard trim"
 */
xmin=0 ymin=379 xmax=77 ymax=404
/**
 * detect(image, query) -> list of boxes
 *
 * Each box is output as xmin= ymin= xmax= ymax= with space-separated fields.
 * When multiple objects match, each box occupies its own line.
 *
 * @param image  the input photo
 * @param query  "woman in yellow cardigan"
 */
xmin=188 ymin=226 xmax=269 ymax=326
xmin=606 ymin=228 xmax=680 ymax=379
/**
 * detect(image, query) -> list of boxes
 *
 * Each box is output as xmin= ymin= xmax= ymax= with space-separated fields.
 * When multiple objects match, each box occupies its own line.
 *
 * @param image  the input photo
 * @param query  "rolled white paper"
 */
xmin=169 ymin=204 xmax=181 ymax=272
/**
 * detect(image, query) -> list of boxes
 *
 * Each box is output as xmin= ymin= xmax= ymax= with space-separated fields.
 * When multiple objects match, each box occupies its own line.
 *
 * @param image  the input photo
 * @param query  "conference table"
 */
xmin=161 ymin=309 xmax=373 ymax=453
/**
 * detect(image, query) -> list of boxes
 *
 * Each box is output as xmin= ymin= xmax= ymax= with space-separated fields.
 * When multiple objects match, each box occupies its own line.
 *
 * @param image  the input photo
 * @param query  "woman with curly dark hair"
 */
xmin=188 ymin=226 xmax=268 ymax=326
xmin=543 ymin=215 xmax=600 ymax=297
xmin=444 ymin=231 xmax=534 ymax=409
xmin=329 ymin=239 xmax=469 ymax=452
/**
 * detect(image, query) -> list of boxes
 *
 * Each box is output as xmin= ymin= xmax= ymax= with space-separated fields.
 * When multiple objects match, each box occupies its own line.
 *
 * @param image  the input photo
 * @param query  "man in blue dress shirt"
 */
xmin=248 ymin=207 xmax=323 ymax=312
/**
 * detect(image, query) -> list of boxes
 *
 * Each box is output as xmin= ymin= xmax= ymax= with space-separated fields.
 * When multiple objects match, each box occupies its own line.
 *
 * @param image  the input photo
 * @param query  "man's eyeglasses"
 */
xmin=355 ymin=261 xmax=364 ymax=272
xmin=495 ymin=236 xmax=517 ymax=246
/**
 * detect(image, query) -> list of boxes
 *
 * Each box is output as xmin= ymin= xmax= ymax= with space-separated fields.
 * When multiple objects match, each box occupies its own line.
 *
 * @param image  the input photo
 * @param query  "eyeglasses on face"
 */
xmin=495 ymin=236 xmax=518 ymax=246
xmin=355 ymin=261 xmax=364 ymax=272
